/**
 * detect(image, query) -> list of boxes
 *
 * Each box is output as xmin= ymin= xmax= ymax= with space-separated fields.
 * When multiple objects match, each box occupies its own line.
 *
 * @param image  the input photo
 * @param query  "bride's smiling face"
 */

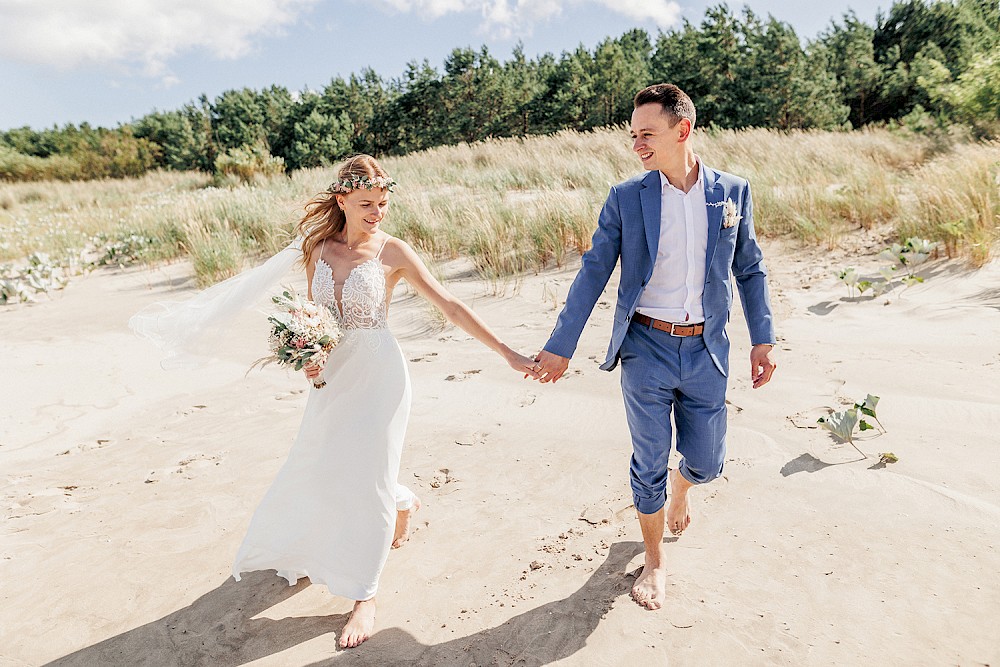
xmin=338 ymin=188 xmax=390 ymax=236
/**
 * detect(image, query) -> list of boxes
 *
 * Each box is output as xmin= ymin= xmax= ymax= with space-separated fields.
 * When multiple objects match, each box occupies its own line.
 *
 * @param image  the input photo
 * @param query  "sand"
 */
xmin=2 ymin=238 xmax=999 ymax=666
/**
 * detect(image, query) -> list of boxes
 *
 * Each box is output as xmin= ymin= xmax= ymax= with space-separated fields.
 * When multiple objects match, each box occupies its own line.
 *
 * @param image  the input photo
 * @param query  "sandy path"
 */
xmin=2 ymin=242 xmax=998 ymax=666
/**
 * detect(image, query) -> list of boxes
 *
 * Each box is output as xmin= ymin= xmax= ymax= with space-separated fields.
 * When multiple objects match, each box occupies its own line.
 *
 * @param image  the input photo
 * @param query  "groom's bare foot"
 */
xmin=340 ymin=598 xmax=376 ymax=648
xmin=631 ymin=556 xmax=667 ymax=610
xmin=667 ymin=468 xmax=692 ymax=536
xmin=391 ymin=496 xmax=421 ymax=549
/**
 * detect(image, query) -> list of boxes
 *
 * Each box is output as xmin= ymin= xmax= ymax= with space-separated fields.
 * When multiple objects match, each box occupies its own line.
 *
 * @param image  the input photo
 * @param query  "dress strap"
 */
xmin=375 ymin=237 xmax=389 ymax=259
xmin=316 ymin=238 xmax=325 ymax=266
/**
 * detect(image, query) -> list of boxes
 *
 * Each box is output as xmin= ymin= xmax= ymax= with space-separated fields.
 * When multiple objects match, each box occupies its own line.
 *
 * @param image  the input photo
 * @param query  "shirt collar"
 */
xmin=659 ymin=156 xmax=704 ymax=194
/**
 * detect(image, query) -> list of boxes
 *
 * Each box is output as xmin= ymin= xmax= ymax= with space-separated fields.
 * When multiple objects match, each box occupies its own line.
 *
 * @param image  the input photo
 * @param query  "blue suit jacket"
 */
xmin=543 ymin=166 xmax=775 ymax=376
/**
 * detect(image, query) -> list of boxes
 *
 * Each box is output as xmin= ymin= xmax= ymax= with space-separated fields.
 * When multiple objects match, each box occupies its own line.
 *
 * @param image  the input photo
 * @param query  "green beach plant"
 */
xmin=839 ymin=238 xmax=938 ymax=301
xmin=817 ymin=393 xmax=885 ymax=457
xmin=837 ymin=267 xmax=860 ymax=297
xmin=0 ymin=252 xmax=68 ymax=303
xmin=90 ymin=232 xmax=156 ymax=268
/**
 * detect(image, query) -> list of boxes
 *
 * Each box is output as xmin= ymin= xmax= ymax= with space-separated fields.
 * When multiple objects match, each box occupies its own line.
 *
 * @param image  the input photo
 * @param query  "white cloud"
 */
xmin=376 ymin=0 xmax=681 ymax=36
xmin=593 ymin=0 xmax=681 ymax=27
xmin=0 ymin=0 xmax=683 ymax=82
xmin=379 ymin=0 xmax=474 ymax=19
xmin=0 ymin=0 xmax=318 ymax=80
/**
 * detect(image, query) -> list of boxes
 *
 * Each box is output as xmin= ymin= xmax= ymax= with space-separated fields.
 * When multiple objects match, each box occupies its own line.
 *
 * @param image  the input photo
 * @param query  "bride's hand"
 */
xmin=505 ymin=349 xmax=541 ymax=379
xmin=303 ymin=363 xmax=321 ymax=379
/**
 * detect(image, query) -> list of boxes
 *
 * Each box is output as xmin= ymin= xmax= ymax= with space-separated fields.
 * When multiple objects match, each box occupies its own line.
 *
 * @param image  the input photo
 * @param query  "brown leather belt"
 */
xmin=632 ymin=313 xmax=705 ymax=337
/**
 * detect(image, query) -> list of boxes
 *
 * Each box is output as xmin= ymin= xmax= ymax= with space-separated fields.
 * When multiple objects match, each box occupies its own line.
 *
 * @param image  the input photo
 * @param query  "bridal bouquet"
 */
xmin=250 ymin=286 xmax=343 ymax=389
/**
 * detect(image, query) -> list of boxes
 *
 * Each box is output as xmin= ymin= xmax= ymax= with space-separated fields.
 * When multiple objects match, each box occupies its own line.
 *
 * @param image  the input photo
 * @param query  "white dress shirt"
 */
xmin=635 ymin=160 xmax=708 ymax=324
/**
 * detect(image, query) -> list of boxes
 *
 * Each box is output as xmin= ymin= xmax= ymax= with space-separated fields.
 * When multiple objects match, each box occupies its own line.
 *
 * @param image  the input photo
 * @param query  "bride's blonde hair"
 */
xmin=297 ymin=155 xmax=393 ymax=266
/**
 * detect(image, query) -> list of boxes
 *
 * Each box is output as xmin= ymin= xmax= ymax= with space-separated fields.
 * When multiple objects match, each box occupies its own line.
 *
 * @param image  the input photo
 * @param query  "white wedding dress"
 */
xmin=232 ymin=239 xmax=415 ymax=601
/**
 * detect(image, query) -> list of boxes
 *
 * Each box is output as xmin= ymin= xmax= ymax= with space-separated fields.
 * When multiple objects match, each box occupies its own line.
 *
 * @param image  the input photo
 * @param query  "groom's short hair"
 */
xmin=634 ymin=84 xmax=696 ymax=128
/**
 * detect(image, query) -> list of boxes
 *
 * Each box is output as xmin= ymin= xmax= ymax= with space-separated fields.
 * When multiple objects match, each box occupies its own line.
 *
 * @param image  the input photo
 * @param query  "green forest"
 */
xmin=2 ymin=0 xmax=998 ymax=182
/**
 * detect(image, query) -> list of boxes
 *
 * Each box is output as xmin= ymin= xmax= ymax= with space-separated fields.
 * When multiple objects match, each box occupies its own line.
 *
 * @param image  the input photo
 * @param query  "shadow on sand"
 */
xmin=48 ymin=541 xmax=644 ymax=667
xmin=45 ymin=571 xmax=340 ymax=667
xmin=779 ymin=452 xmax=836 ymax=476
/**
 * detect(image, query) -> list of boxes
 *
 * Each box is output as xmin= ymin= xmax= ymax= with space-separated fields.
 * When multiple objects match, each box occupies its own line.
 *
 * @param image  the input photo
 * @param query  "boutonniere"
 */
xmin=709 ymin=199 xmax=742 ymax=228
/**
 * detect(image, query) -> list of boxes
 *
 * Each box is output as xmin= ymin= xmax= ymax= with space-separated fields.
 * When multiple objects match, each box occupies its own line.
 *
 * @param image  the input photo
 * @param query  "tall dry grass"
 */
xmin=896 ymin=142 xmax=1000 ymax=267
xmin=697 ymin=127 xmax=931 ymax=241
xmin=0 ymin=169 xmax=307 ymax=286
xmin=1 ymin=126 xmax=997 ymax=289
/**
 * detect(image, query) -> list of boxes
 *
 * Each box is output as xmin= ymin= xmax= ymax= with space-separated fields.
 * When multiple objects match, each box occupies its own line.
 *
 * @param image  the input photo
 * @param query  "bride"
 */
xmin=222 ymin=155 xmax=538 ymax=648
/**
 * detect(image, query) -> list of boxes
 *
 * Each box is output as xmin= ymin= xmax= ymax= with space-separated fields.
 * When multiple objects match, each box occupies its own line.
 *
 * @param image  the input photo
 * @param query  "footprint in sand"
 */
xmin=174 ymin=453 xmax=223 ymax=478
xmin=429 ymin=468 xmax=458 ymax=489
xmin=437 ymin=334 xmax=473 ymax=343
xmin=725 ymin=455 xmax=756 ymax=469
xmin=6 ymin=486 xmax=84 ymax=519
xmin=823 ymin=378 xmax=847 ymax=395
xmin=444 ymin=369 xmax=481 ymax=382
xmin=787 ymin=406 xmax=834 ymax=429
xmin=530 ymin=518 xmax=623 ymax=580
xmin=274 ymin=389 xmax=306 ymax=401
xmin=454 ymin=431 xmax=488 ymax=447
xmin=572 ymin=496 xmax=635 ymax=529
xmin=145 ymin=453 xmax=224 ymax=483
xmin=56 ymin=439 xmax=112 ymax=456
xmin=409 ymin=352 xmax=439 ymax=362
xmin=519 ymin=392 xmax=537 ymax=407
xmin=579 ymin=505 xmax=614 ymax=526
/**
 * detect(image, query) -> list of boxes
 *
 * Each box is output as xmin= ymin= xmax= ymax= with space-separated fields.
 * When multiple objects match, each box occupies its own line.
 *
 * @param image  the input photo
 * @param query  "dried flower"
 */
xmin=327 ymin=174 xmax=397 ymax=194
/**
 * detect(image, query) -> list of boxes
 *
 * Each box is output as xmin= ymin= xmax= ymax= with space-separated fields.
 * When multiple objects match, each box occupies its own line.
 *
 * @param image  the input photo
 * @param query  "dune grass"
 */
xmin=1 ymin=126 xmax=997 ymax=294
xmin=895 ymin=141 xmax=1000 ymax=266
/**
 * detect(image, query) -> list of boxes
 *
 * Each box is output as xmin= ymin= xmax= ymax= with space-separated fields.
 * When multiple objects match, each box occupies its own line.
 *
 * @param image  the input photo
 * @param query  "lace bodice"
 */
xmin=312 ymin=257 xmax=388 ymax=330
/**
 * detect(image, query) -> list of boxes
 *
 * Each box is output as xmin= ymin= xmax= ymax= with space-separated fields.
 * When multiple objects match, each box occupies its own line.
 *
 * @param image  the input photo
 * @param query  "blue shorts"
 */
xmin=619 ymin=320 xmax=728 ymax=514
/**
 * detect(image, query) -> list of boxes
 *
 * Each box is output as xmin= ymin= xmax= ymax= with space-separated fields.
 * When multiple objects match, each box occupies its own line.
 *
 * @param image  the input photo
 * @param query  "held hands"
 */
xmin=750 ymin=344 xmax=777 ymax=389
xmin=505 ymin=349 xmax=542 ymax=380
xmin=530 ymin=349 xmax=570 ymax=384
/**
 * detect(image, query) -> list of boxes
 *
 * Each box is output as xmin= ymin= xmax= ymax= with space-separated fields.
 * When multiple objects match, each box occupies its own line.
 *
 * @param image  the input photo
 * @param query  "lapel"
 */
xmin=703 ymin=165 xmax=725 ymax=276
xmin=638 ymin=170 xmax=662 ymax=267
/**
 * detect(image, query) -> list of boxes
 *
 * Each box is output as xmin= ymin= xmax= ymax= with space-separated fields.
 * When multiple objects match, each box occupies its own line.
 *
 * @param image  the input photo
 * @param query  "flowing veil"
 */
xmin=129 ymin=237 xmax=303 ymax=369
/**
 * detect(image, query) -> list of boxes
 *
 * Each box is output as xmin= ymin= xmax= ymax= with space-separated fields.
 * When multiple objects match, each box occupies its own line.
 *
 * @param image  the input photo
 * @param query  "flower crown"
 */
xmin=328 ymin=174 xmax=397 ymax=194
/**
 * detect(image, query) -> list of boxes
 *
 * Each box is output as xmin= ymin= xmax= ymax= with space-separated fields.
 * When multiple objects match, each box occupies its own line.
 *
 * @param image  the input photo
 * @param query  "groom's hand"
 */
xmin=750 ymin=344 xmax=776 ymax=389
xmin=534 ymin=350 xmax=570 ymax=384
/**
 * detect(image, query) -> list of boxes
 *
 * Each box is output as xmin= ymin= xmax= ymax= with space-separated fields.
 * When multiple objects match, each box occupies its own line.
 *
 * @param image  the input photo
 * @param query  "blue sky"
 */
xmin=0 ymin=1 xmax=886 ymax=132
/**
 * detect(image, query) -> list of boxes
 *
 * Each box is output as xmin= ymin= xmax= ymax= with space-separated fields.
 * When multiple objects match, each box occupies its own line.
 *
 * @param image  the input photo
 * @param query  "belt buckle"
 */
xmin=669 ymin=322 xmax=684 ymax=337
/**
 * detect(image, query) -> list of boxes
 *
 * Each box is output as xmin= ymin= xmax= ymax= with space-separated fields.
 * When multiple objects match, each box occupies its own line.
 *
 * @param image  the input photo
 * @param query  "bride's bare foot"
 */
xmin=666 ymin=468 xmax=692 ymax=536
xmin=391 ymin=496 xmax=421 ymax=549
xmin=340 ymin=598 xmax=376 ymax=648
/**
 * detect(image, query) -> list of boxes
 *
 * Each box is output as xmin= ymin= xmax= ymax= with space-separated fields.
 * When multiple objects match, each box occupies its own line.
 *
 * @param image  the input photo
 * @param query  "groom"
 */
xmin=533 ymin=83 xmax=777 ymax=610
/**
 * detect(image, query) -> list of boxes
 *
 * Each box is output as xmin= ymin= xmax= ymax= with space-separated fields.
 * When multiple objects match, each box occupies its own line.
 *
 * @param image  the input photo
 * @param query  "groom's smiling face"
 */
xmin=630 ymin=103 xmax=688 ymax=172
